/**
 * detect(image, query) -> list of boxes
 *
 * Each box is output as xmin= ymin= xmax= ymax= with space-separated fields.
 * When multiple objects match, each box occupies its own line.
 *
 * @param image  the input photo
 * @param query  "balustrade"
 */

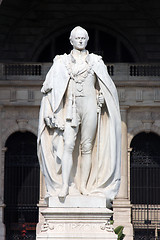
xmin=0 ymin=62 xmax=160 ymax=81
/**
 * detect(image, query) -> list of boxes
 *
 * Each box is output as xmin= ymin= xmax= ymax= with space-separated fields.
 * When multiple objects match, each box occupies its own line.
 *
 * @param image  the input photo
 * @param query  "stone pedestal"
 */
xmin=113 ymin=199 xmax=133 ymax=240
xmin=37 ymin=196 xmax=117 ymax=240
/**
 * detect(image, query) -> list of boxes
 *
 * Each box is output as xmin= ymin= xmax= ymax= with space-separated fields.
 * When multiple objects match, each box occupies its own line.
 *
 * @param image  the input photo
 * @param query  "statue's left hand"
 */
xmin=44 ymin=117 xmax=53 ymax=128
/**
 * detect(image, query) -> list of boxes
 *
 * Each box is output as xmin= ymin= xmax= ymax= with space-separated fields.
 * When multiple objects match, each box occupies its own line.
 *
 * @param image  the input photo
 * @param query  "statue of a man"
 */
xmin=38 ymin=26 xmax=121 ymax=207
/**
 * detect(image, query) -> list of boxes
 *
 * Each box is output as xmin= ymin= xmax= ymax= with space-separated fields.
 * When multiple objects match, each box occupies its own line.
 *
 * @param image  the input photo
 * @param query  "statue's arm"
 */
xmin=41 ymin=92 xmax=54 ymax=129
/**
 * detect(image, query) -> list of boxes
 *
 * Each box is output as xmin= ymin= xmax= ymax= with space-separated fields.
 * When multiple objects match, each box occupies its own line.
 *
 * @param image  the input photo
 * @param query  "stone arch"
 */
xmin=128 ymin=124 xmax=160 ymax=148
xmin=2 ymin=120 xmax=37 ymax=148
xmin=31 ymin=17 xmax=141 ymax=62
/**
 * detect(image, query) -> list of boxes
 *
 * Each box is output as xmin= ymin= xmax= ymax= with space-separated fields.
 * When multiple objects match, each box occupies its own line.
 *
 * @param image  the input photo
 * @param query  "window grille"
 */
xmin=130 ymin=133 xmax=160 ymax=240
xmin=4 ymin=132 xmax=40 ymax=240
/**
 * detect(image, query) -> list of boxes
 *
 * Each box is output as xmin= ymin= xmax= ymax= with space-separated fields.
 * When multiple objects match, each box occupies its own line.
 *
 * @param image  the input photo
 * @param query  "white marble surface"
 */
xmin=45 ymin=195 xmax=106 ymax=208
xmin=36 ymin=207 xmax=117 ymax=240
xmin=37 ymin=26 xmax=121 ymax=206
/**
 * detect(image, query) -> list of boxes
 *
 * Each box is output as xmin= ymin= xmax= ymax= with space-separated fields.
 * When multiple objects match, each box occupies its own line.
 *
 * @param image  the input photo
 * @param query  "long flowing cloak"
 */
xmin=37 ymin=53 xmax=121 ymax=206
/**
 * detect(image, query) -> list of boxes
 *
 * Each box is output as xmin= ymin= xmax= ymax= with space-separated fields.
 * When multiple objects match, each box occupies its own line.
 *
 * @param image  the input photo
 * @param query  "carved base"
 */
xmin=36 ymin=207 xmax=117 ymax=240
xmin=113 ymin=199 xmax=133 ymax=240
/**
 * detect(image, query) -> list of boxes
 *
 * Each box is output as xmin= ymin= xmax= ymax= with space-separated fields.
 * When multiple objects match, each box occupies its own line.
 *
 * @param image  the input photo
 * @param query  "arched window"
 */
xmin=38 ymin=27 xmax=137 ymax=63
xmin=130 ymin=132 xmax=160 ymax=239
xmin=130 ymin=132 xmax=160 ymax=204
xmin=4 ymin=132 xmax=40 ymax=240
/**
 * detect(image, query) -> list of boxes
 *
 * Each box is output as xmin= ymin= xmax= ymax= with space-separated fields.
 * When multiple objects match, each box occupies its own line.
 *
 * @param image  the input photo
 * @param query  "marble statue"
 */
xmin=37 ymin=26 xmax=121 ymax=207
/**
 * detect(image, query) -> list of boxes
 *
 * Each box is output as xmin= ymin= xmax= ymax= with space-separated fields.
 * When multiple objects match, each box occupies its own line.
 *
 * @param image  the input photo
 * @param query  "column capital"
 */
xmin=2 ymin=147 xmax=7 ymax=153
xmin=128 ymin=147 xmax=133 ymax=153
xmin=120 ymin=105 xmax=130 ymax=111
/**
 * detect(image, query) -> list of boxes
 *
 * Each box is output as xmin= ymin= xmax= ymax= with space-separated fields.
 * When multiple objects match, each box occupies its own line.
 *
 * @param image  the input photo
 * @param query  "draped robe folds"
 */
xmin=37 ymin=53 xmax=121 ymax=207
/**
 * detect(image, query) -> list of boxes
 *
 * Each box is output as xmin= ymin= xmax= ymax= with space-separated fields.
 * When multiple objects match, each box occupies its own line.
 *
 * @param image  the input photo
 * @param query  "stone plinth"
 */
xmin=113 ymin=199 xmax=133 ymax=240
xmin=37 ymin=196 xmax=117 ymax=240
xmin=46 ymin=195 xmax=107 ymax=208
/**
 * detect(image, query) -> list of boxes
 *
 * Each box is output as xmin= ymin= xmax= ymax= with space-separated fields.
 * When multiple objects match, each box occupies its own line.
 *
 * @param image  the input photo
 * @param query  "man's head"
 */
xmin=70 ymin=26 xmax=89 ymax=51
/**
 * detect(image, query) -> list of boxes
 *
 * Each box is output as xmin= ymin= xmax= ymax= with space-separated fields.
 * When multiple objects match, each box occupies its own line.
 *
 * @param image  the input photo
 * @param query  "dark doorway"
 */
xmin=130 ymin=132 xmax=160 ymax=240
xmin=4 ymin=132 xmax=40 ymax=240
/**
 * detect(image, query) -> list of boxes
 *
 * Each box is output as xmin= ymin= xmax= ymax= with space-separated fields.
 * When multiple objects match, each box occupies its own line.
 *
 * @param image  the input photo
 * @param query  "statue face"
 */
xmin=70 ymin=29 xmax=88 ymax=51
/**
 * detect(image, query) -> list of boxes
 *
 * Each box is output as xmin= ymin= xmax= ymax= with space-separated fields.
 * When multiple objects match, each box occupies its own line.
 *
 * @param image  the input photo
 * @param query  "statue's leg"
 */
xmin=58 ymin=122 xmax=79 ymax=198
xmin=80 ymin=99 xmax=97 ymax=195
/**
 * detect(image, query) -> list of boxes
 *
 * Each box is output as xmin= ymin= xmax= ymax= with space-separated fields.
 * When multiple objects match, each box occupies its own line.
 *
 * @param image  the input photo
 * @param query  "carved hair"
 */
xmin=69 ymin=26 xmax=89 ymax=41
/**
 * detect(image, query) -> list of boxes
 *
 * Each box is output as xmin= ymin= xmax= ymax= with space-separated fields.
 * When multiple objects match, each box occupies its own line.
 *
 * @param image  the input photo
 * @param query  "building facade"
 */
xmin=0 ymin=0 xmax=160 ymax=239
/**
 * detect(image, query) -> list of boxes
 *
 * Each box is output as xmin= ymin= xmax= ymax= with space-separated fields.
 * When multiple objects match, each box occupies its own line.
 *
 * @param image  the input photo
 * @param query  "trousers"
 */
xmin=63 ymin=94 xmax=97 ymax=155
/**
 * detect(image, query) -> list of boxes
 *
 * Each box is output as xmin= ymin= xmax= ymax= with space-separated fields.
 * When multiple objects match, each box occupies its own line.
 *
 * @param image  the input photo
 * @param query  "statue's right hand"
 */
xmin=44 ymin=117 xmax=53 ymax=128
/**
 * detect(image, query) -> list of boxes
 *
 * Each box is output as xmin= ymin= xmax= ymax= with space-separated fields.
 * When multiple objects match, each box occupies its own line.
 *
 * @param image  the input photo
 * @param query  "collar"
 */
xmin=70 ymin=49 xmax=89 ymax=63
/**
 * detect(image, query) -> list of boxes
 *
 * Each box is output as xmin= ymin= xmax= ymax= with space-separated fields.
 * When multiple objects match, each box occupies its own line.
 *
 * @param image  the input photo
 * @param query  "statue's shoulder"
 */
xmin=53 ymin=53 xmax=68 ymax=64
xmin=89 ymin=53 xmax=102 ymax=62
xmin=89 ymin=53 xmax=103 ymax=65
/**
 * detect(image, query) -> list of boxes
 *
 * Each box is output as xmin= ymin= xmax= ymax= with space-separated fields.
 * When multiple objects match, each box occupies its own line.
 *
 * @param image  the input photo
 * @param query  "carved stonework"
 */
xmin=41 ymin=221 xmax=49 ymax=232
xmin=37 ymin=207 xmax=117 ymax=239
xmin=16 ymin=119 xmax=28 ymax=132
xmin=154 ymin=88 xmax=160 ymax=102
xmin=100 ymin=220 xmax=114 ymax=232
xmin=41 ymin=221 xmax=114 ymax=233
xmin=136 ymin=89 xmax=143 ymax=102
xmin=141 ymin=112 xmax=154 ymax=133
xmin=10 ymin=90 xmax=16 ymax=102
xmin=118 ymin=88 xmax=125 ymax=102
xmin=28 ymin=90 xmax=34 ymax=102
xmin=141 ymin=119 xmax=154 ymax=133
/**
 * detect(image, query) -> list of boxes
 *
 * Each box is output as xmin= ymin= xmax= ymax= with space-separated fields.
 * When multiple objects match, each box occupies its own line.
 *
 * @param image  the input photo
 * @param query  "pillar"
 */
xmin=37 ymin=171 xmax=47 ymax=234
xmin=113 ymin=106 xmax=133 ymax=240
xmin=0 ymin=106 xmax=6 ymax=240
xmin=117 ymin=106 xmax=129 ymax=199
